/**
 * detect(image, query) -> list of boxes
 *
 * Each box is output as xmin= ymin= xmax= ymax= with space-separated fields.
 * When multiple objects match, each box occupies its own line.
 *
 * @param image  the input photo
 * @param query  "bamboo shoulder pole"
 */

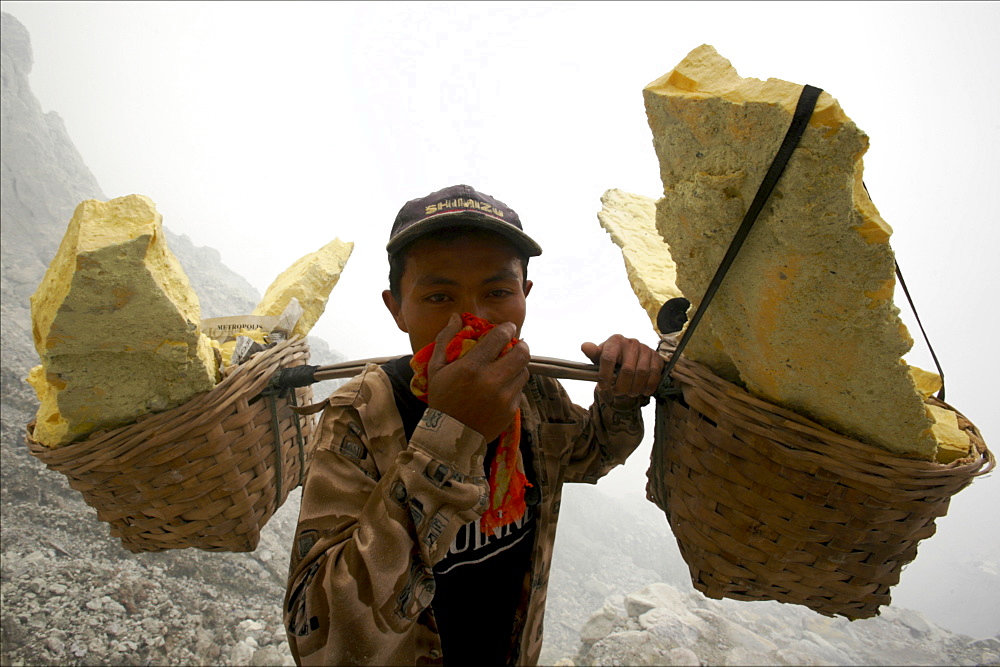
xmin=311 ymin=356 xmax=600 ymax=383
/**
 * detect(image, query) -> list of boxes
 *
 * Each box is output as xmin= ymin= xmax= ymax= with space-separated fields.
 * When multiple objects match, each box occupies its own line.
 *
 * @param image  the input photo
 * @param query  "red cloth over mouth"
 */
xmin=409 ymin=313 xmax=531 ymax=534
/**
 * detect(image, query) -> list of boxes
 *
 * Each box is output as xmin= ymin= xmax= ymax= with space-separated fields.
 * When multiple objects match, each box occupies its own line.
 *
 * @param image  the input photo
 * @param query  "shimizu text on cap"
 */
xmin=387 ymin=184 xmax=543 ymax=258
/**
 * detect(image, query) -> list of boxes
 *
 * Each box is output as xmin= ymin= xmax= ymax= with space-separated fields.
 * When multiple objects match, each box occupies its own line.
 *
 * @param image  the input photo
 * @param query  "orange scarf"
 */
xmin=409 ymin=313 xmax=531 ymax=534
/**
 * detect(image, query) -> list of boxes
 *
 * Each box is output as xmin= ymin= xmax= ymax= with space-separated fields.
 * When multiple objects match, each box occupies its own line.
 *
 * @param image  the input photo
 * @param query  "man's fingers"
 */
xmin=490 ymin=340 xmax=531 ymax=405
xmin=481 ymin=335 xmax=531 ymax=392
xmin=622 ymin=342 xmax=657 ymax=397
xmin=613 ymin=338 xmax=641 ymax=396
xmin=429 ymin=313 xmax=464 ymax=373
xmin=581 ymin=341 xmax=602 ymax=365
xmin=597 ymin=337 xmax=621 ymax=389
xmin=586 ymin=335 xmax=666 ymax=398
xmin=462 ymin=321 xmax=519 ymax=364
xmin=642 ymin=345 xmax=665 ymax=396
xmin=431 ymin=319 xmax=526 ymax=381
xmin=425 ymin=326 xmax=529 ymax=442
xmin=496 ymin=339 xmax=531 ymax=375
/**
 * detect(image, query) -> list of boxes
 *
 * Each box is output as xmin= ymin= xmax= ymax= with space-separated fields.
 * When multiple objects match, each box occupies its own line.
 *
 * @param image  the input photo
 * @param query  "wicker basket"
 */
xmin=24 ymin=336 xmax=315 ymax=553
xmin=647 ymin=339 xmax=994 ymax=620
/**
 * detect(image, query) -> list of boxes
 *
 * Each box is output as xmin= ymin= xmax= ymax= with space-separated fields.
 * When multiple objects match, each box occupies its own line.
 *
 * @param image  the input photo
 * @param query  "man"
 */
xmin=284 ymin=184 xmax=664 ymax=665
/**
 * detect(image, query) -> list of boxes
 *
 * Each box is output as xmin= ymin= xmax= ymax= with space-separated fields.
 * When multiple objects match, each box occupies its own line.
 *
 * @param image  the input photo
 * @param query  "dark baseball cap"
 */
xmin=387 ymin=184 xmax=543 ymax=258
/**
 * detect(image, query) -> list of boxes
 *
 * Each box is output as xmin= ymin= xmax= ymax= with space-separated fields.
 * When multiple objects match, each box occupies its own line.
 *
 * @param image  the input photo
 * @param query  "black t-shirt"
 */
xmin=382 ymin=357 xmax=538 ymax=665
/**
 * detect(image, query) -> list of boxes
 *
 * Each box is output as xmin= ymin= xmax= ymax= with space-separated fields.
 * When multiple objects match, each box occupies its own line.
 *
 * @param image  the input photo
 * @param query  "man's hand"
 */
xmin=581 ymin=335 xmax=664 ymax=403
xmin=426 ymin=313 xmax=530 ymax=443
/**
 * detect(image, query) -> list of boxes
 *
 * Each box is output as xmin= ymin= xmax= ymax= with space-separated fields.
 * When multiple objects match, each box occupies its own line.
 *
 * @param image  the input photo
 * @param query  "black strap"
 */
xmin=662 ymin=84 xmax=823 ymax=383
xmin=271 ymin=364 xmax=319 ymax=395
xmin=859 ymin=181 xmax=946 ymax=402
xmin=894 ymin=260 xmax=946 ymax=401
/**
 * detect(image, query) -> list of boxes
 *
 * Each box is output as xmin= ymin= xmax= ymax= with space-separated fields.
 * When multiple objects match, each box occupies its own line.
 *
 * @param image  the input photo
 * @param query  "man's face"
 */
xmin=382 ymin=231 xmax=532 ymax=353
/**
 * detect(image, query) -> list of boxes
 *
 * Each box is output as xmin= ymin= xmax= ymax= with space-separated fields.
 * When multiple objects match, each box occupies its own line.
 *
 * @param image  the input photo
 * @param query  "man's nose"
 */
xmin=455 ymin=297 xmax=491 ymax=323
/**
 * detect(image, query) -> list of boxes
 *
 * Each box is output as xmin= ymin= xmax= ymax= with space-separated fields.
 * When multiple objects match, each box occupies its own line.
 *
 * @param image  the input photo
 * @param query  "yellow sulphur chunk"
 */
xmin=253 ymin=239 xmax=353 ymax=338
xmin=638 ymin=44 xmax=935 ymax=459
xmin=29 ymin=195 xmax=217 ymax=447
xmin=927 ymin=404 xmax=972 ymax=464
xmin=908 ymin=365 xmax=943 ymax=400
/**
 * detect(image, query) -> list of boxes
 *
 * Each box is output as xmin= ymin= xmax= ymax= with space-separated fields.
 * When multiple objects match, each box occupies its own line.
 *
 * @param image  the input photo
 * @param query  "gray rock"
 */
xmin=800 ymin=629 xmax=854 ymax=663
xmin=581 ymin=604 xmax=622 ymax=646
xmin=585 ymin=630 xmax=660 ymax=666
xmin=776 ymin=645 xmax=837 ymax=666
xmin=877 ymin=644 xmax=952 ymax=666
xmin=723 ymin=646 xmax=777 ymax=666
xmin=625 ymin=583 xmax=687 ymax=619
xmin=665 ymin=647 xmax=700 ymax=666
xmin=251 ymin=645 xmax=285 ymax=666
xmin=104 ymin=599 xmax=126 ymax=615
xmin=639 ymin=607 xmax=675 ymax=631
xmin=141 ymin=616 xmax=164 ymax=634
xmin=67 ymin=640 xmax=87 ymax=658
xmin=970 ymin=637 xmax=1000 ymax=651
xmin=897 ymin=608 xmax=933 ymax=637
xmin=44 ymin=635 xmax=64 ymax=655
xmin=239 ymin=618 xmax=267 ymax=635
xmin=24 ymin=551 xmax=48 ymax=564
xmin=645 ymin=614 xmax=702 ymax=650
xmin=230 ymin=638 xmax=257 ymax=666
xmin=691 ymin=608 xmax=778 ymax=655
xmin=686 ymin=593 xmax=723 ymax=613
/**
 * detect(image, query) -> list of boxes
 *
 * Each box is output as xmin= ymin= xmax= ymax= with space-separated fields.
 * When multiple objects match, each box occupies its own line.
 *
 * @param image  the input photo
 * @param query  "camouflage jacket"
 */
xmin=284 ymin=362 xmax=646 ymax=666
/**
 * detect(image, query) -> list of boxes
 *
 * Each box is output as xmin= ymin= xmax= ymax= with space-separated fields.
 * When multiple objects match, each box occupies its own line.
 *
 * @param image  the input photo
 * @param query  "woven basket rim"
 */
xmin=650 ymin=339 xmax=992 ymax=620
xmin=25 ymin=335 xmax=309 ymax=465
xmin=659 ymin=339 xmax=995 ymax=480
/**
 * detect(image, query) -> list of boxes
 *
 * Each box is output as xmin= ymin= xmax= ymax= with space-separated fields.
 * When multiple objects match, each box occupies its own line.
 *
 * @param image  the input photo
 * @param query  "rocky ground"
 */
xmin=570 ymin=581 xmax=1000 ymax=666
xmin=4 ymin=402 xmax=998 ymax=667
xmin=1 ymin=396 xmax=303 ymax=667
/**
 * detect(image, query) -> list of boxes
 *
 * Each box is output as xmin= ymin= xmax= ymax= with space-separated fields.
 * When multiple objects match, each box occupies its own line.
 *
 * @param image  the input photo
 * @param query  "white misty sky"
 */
xmin=5 ymin=0 xmax=999 ymax=633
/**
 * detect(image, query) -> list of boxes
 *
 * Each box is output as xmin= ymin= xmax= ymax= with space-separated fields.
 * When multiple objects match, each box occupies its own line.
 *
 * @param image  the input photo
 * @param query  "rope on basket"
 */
xmin=262 ymin=379 xmax=308 ymax=505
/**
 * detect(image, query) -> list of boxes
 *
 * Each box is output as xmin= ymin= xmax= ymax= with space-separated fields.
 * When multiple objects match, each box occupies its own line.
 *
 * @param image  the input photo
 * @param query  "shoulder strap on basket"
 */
xmin=894 ymin=259 xmax=946 ymax=400
xmin=659 ymin=84 xmax=823 ymax=392
xmin=860 ymin=182 xmax=946 ymax=401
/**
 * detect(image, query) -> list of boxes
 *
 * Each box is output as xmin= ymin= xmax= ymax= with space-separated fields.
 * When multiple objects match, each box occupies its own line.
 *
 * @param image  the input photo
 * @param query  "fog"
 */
xmin=4 ymin=0 xmax=998 ymax=639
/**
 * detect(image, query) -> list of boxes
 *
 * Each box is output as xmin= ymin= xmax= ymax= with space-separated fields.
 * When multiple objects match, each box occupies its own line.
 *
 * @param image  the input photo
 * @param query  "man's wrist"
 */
xmin=597 ymin=389 xmax=650 ymax=411
xmin=408 ymin=408 xmax=487 ymax=475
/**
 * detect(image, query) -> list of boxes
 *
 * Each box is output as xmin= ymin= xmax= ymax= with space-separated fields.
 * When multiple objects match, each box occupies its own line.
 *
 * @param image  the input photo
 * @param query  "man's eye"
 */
xmin=489 ymin=289 xmax=513 ymax=298
xmin=426 ymin=293 xmax=450 ymax=303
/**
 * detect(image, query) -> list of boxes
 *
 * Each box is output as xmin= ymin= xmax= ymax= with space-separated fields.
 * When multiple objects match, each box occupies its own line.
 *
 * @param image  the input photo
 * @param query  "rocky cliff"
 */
xmin=0 ymin=12 xmax=337 ymax=665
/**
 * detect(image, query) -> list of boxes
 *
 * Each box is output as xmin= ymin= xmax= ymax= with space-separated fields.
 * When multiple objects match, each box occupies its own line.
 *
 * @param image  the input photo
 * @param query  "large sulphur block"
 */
xmin=642 ymin=45 xmax=936 ymax=459
xmin=597 ymin=189 xmax=683 ymax=333
xmin=252 ymin=238 xmax=353 ymax=338
xmin=29 ymin=195 xmax=218 ymax=447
